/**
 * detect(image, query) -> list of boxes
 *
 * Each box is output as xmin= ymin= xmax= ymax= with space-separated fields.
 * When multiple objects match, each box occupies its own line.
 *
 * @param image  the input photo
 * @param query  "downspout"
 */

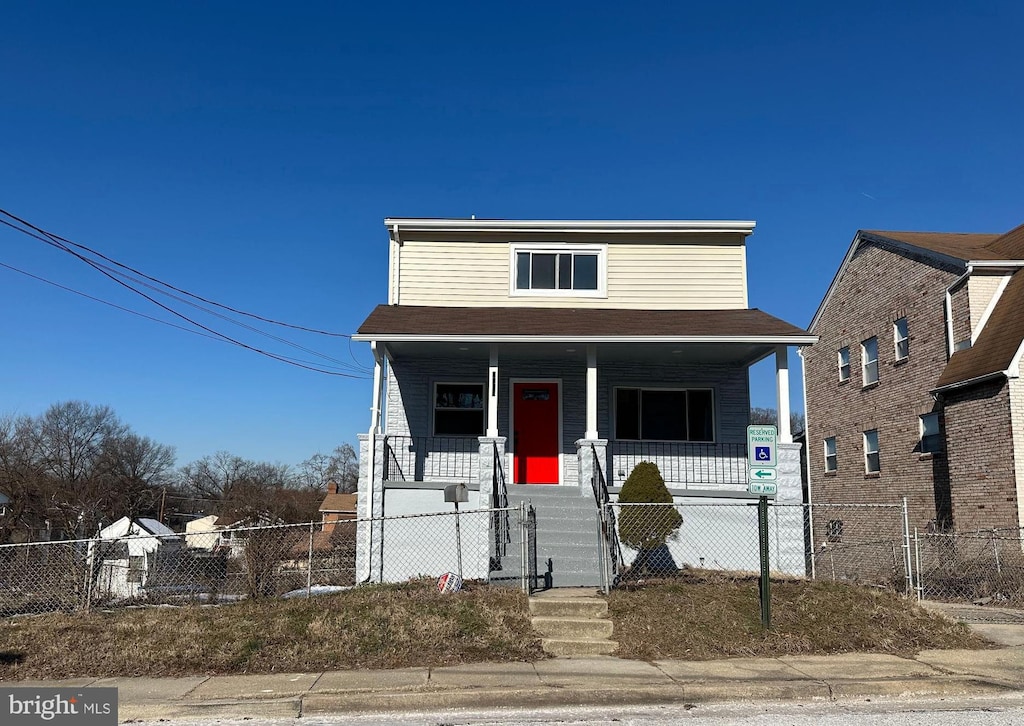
xmin=944 ymin=266 xmax=972 ymax=359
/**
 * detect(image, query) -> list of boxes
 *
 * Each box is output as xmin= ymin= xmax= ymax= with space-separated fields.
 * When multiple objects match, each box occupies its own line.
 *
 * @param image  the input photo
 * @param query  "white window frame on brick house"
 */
xmin=510 ymin=243 xmax=607 ymax=298
xmin=920 ymin=412 xmax=942 ymax=454
xmin=861 ymin=337 xmax=879 ymax=385
xmin=863 ymin=429 xmax=880 ymax=473
xmin=894 ymin=317 xmax=909 ymax=361
xmin=824 ymin=436 xmax=837 ymax=472
xmin=837 ymin=347 xmax=850 ymax=382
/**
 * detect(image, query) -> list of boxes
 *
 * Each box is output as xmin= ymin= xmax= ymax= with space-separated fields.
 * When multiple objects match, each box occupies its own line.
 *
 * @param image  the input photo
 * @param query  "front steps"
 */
xmin=505 ymin=485 xmax=604 ymax=588
xmin=530 ymin=588 xmax=617 ymax=656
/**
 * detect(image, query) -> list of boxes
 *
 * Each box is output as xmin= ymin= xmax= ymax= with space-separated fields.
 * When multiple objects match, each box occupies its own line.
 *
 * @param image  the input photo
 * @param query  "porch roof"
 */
xmin=354 ymin=305 xmax=815 ymax=344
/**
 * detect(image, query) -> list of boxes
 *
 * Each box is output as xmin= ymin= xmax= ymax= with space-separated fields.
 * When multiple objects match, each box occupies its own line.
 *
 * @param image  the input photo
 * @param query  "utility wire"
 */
xmin=0 ymin=259 xmax=366 ymax=374
xmin=0 ymin=216 xmax=368 ymax=378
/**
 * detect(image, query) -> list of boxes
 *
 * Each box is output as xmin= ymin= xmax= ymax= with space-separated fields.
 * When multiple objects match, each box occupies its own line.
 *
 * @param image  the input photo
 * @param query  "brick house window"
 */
xmin=826 ymin=519 xmax=844 ymax=542
xmin=920 ymin=413 xmax=942 ymax=453
xmin=863 ymin=429 xmax=880 ymax=473
xmin=894 ymin=317 xmax=909 ymax=361
xmin=823 ymin=436 xmax=837 ymax=472
xmin=837 ymin=347 xmax=850 ymax=382
xmin=434 ymin=383 xmax=485 ymax=436
xmin=861 ymin=337 xmax=879 ymax=385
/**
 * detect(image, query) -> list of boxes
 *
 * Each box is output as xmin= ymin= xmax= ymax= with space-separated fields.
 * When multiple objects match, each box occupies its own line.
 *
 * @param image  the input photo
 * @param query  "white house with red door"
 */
xmin=353 ymin=218 xmax=814 ymax=587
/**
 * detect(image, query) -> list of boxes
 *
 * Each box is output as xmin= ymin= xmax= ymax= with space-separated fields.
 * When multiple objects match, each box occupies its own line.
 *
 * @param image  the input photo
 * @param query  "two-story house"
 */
xmin=803 ymin=224 xmax=1024 ymax=538
xmin=353 ymin=218 xmax=815 ymax=587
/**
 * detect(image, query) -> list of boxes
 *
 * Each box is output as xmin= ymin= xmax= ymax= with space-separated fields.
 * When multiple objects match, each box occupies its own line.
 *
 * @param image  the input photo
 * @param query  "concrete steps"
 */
xmin=529 ymin=588 xmax=617 ymax=657
xmin=505 ymin=485 xmax=604 ymax=589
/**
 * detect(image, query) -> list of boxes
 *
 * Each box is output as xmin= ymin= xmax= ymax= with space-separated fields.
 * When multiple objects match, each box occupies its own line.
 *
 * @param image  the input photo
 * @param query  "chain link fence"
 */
xmin=0 ymin=506 xmax=532 ymax=616
xmin=602 ymin=501 xmax=912 ymax=592
xmin=915 ymin=528 xmax=1024 ymax=605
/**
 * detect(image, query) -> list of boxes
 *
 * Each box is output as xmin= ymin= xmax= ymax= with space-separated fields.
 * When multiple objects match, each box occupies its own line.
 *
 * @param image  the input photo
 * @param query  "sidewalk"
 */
xmin=19 ymin=648 xmax=1024 ymax=721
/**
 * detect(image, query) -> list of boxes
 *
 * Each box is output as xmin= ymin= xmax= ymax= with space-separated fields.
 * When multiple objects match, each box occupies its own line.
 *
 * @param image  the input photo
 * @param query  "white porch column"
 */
xmin=487 ymin=345 xmax=499 ymax=438
xmin=369 ymin=341 xmax=383 ymax=434
xmin=586 ymin=344 xmax=598 ymax=440
xmin=776 ymin=345 xmax=792 ymax=443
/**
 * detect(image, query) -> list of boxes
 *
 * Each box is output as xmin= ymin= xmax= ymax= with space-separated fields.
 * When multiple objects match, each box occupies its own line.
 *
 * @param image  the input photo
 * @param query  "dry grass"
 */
xmin=609 ymin=571 xmax=991 ymax=661
xmin=0 ymin=580 xmax=543 ymax=680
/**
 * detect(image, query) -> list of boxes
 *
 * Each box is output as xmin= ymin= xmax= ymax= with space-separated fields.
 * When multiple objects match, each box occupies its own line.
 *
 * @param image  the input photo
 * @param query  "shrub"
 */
xmin=618 ymin=462 xmax=682 ymax=551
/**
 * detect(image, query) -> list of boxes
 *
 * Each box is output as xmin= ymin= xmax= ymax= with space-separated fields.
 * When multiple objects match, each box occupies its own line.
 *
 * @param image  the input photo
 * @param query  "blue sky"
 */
xmin=2 ymin=2 xmax=1022 ymax=468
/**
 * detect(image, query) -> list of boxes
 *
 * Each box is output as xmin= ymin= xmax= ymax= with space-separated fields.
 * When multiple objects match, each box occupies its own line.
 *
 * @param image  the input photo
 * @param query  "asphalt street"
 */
xmin=125 ymin=695 xmax=1024 ymax=725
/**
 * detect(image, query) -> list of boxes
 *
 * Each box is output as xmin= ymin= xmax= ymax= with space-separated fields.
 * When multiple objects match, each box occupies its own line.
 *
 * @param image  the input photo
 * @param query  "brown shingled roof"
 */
xmin=357 ymin=305 xmax=811 ymax=339
xmin=935 ymin=269 xmax=1024 ymax=390
xmin=862 ymin=231 xmax=1003 ymax=261
xmin=988 ymin=222 xmax=1024 ymax=259
xmin=319 ymin=492 xmax=357 ymax=513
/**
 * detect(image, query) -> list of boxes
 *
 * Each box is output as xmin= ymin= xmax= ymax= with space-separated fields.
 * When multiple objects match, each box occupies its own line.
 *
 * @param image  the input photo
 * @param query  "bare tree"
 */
xmin=749 ymin=407 xmax=806 ymax=435
xmin=298 ymin=444 xmax=358 ymax=493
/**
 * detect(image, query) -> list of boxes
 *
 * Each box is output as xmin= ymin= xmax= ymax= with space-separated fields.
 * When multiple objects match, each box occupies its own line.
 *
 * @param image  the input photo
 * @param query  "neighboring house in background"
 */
xmin=92 ymin=517 xmax=180 ymax=599
xmin=353 ymin=218 xmax=816 ymax=587
xmin=319 ymin=482 xmax=357 ymax=534
xmin=803 ymin=223 xmax=1024 ymax=536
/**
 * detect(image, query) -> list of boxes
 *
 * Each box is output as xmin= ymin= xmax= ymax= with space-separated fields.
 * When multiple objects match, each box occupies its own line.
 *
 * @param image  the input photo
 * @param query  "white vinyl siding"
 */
xmin=395 ymin=236 xmax=747 ymax=309
xmin=968 ymin=273 xmax=1009 ymax=333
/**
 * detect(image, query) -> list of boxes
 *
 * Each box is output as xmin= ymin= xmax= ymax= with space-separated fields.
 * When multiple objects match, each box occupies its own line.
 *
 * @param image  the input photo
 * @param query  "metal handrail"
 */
xmin=592 ymin=444 xmax=623 ymax=588
xmin=492 ymin=442 xmax=510 ymax=562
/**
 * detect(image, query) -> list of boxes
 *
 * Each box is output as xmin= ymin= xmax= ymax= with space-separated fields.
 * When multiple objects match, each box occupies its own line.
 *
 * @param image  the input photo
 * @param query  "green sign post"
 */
xmin=747 ymin=425 xmax=777 ymax=630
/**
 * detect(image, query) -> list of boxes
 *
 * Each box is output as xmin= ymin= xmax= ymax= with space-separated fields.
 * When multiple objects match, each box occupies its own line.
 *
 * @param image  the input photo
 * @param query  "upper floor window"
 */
xmin=861 ymin=337 xmax=879 ymax=385
xmin=824 ymin=436 xmax=837 ymax=472
xmin=434 ymin=383 xmax=485 ymax=436
xmin=894 ymin=317 xmax=909 ymax=361
xmin=511 ymin=244 xmax=606 ymax=297
xmin=863 ymin=429 xmax=880 ymax=473
xmin=837 ymin=347 xmax=850 ymax=382
xmin=920 ymin=413 xmax=942 ymax=454
xmin=614 ymin=387 xmax=714 ymax=442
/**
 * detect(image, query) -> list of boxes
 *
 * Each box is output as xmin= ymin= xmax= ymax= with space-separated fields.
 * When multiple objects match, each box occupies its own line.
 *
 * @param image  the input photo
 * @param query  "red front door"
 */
xmin=513 ymin=382 xmax=560 ymax=484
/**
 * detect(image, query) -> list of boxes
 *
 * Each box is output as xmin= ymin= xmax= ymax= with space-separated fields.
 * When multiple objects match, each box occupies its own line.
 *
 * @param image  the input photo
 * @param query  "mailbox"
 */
xmin=444 ymin=483 xmax=469 ymax=503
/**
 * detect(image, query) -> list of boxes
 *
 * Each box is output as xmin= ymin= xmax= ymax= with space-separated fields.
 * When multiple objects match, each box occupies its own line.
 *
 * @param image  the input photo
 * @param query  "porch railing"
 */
xmin=609 ymin=441 xmax=747 ymax=487
xmin=382 ymin=435 xmax=479 ymax=482
xmin=592 ymin=444 xmax=623 ymax=592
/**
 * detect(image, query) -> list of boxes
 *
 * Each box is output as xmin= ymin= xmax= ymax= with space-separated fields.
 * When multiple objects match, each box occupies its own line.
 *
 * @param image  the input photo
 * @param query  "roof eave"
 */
xmin=932 ymin=370 xmax=1008 ymax=395
xmin=353 ymin=333 xmax=818 ymax=345
xmin=383 ymin=218 xmax=757 ymax=236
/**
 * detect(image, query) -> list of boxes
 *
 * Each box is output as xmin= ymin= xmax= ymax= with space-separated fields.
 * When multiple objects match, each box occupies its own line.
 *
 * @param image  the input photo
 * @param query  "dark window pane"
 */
xmin=531 ymin=253 xmax=556 ymax=289
xmin=687 ymin=390 xmax=714 ymax=441
xmin=516 ymin=252 xmax=530 ymax=290
xmin=615 ymin=388 xmax=640 ymax=440
xmin=558 ymin=253 xmax=573 ymax=289
xmin=435 ymin=410 xmax=484 ymax=436
xmin=641 ymin=390 xmax=687 ymax=440
xmin=574 ymin=254 xmax=598 ymax=290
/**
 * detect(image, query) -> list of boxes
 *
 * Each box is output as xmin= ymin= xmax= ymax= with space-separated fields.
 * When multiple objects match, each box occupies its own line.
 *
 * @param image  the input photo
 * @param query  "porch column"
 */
xmin=487 ymin=345 xmax=499 ymax=438
xmin=355 ymin=433 xmax=386 ymax=583
xmin=776 ymin=345 xmax=792 ymax=443
xmin=585 ymin=344 xmax=598 ymax=440
xmin=369 ymin=341 xmax=383 ymax=434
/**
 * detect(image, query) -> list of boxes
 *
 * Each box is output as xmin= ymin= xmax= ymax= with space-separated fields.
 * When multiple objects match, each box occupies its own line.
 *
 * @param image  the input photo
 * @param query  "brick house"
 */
xmin=802 ymin=224 xmax=1024 ymax=535
xmin=352 ymin=218 xmax=815 ymax=587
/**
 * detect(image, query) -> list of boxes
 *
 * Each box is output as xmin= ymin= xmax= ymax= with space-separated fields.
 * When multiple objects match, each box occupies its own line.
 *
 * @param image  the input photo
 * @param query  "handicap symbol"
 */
xmin=755 ymin=446 xmax=771 ymax=461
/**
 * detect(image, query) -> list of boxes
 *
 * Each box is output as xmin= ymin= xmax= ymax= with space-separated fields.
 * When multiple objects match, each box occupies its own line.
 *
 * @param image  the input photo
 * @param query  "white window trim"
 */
xmin=863 ymin=429 xmax=880 ymax=473
xmin=861 ymin=337 xmax=879 ymax=385
xmin=612 ymin=386 xmax=716 ymax=443
xmin=509 ymin=242 xmax=608 ymax=298
xmin=823 ymin=436 xmax=837 ymax=472
xmin=894 ymin=318 xmax=909 ymax=361
xmin=919 ymin=413 xmax=942 ymax=453
xmin=432 ymin=381 xmax=486 ymax=437
xmin=838 ymin=347 xmax=850 ymax=382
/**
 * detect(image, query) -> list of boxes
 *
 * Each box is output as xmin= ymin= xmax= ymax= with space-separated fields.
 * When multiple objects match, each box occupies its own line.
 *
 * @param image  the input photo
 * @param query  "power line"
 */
xmin=0 ymin=211 xmax=368 ymax=376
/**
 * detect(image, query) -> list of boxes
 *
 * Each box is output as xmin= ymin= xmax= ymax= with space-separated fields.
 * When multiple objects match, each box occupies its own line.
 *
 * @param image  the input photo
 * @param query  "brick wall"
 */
xmin=804 ymin=241 xmax=960 ymax=532
xmin=943 ymin=379 xmax=1018 ymax=531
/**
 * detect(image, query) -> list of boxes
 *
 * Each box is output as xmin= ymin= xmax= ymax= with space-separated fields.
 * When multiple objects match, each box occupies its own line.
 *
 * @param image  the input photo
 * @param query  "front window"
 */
xmin=826 ymin=519 xmax=844 ymax=542
xmin=861 ymin=337 xmax=879 ymax=385
xmin=614 ymin=388 xmax=714 ymax=441
xmin=433 ymin=383 xmax=485 ymax=436
xmin=511 ymin=244 xmax=606 ymax=296
xmin=824 ymin=437 xmax=837 ymax=472
xmin=920 ymin=413 xmax=942 ymax=454
xmin=894 ymin=318 xmax=909 ymax=360
xmin=864 ymin=429 xmax=880 ymax=473
xmin=838 ymin=347 xmax=850 ymax=382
